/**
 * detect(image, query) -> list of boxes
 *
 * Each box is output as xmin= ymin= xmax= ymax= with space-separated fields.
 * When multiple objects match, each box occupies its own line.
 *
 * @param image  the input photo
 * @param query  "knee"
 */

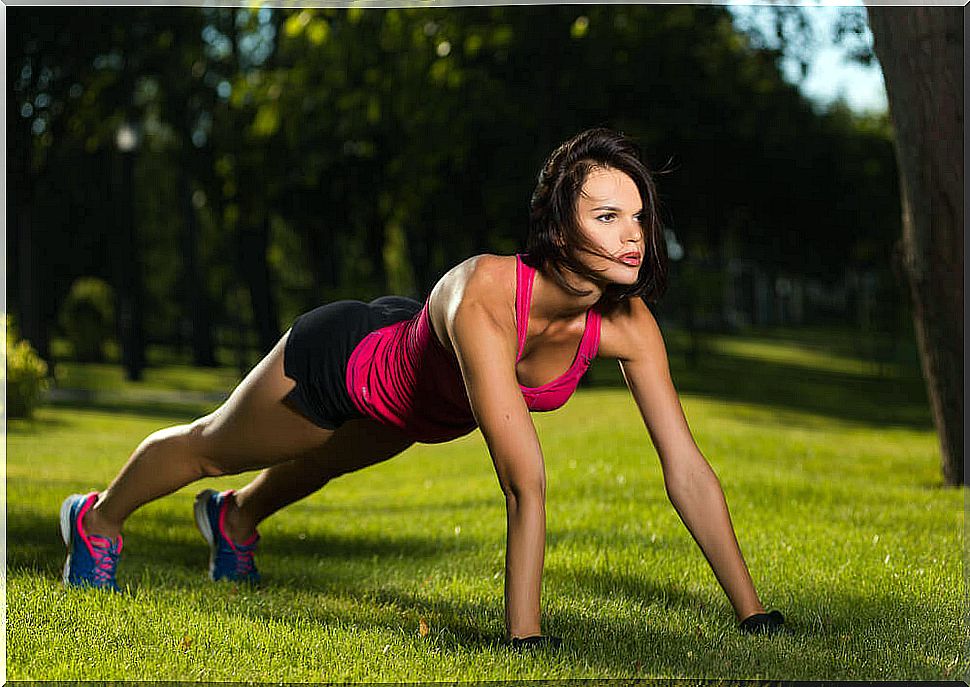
xmin=183 ymin=415 xmax=231 ymax=478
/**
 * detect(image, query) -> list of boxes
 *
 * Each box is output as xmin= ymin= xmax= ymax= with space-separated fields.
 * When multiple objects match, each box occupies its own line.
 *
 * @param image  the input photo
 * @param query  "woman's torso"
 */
xmin=428 ymin=254 xmax=603 ymax=390
xmin=347 ymin=253 xmax=617 ymax=443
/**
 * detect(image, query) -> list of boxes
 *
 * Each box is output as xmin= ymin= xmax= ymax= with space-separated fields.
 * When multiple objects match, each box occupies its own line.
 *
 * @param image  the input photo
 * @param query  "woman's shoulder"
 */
xmin=428 ymin=254 xmax=518 ymax=340
xmin=464 ymin=253 xmax=517 ymax=288
xmin=598 ymin=296 xmax=663 ymax=360
xmin=439 ymin=253 xmax=517 ymax=303
xmin=447 ymin=252 xmax=516 ymax=277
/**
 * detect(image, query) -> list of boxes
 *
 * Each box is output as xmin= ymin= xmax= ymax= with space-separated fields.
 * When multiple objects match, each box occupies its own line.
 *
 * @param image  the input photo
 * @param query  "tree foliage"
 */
xmin=9 ymin=6 xmax=901 ymax=368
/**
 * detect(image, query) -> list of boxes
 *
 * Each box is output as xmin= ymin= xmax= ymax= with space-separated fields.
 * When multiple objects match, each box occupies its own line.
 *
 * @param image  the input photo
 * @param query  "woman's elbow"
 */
xmin=503 ymin=477 xmax=546 ymax=508
xmin=663 ymin=462 xmax=721 ymax=506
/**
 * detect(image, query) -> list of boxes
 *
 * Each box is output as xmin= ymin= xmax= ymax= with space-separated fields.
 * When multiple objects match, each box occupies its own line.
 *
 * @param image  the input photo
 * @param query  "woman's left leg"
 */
xmin=217 ymin=417 xmax=416 ymax=543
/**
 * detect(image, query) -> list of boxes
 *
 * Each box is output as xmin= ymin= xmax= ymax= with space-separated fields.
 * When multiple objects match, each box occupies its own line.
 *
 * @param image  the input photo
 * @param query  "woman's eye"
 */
xmin=597 ymin=213 xmax=616 ymax=222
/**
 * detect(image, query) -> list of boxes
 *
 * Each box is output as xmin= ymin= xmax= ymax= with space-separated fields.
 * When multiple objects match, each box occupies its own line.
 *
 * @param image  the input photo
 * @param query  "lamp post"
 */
xmin=115 ymin=120 xmax=145 ymax=381
xmin=115 ymin=121 xmax=139 ymax=153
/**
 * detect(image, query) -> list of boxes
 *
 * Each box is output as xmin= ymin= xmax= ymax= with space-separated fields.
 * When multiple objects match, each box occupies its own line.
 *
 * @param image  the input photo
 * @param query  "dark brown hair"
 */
xmin=524 ymin=127 xmax=669 ymax=306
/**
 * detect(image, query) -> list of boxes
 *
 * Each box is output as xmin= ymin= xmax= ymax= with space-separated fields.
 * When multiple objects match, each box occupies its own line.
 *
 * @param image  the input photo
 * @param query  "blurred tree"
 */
xmin=8 ymin=9 xmax=113 ymax=362
xmin=148 ymin=9 xmax=220 ymax=367
xmin=112 ymin=25 xmax=147 ymax=381
xmin=749 ymin=2 xmax=962 ymax=484
xmin=10 ymin=9 xmax=164 ymax=380
xmin=866 ymin=7 xmax=963 ymax=486
xmin=238 ymin=8 xmax=285 ymax=355
xmin=58 ymin=277 xmax=115 ymax=363
xmin=9 ymin=5 xmax=907 ymax=383
xmin=4 ymin=315 xmax=50 ymax=419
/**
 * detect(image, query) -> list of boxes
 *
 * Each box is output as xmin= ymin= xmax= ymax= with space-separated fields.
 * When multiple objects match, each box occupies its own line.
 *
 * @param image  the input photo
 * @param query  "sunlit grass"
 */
xmin=51 ymin=360 xmax=242 ymax=394
xmin=8 ymin=329 xmax=966 ymax=681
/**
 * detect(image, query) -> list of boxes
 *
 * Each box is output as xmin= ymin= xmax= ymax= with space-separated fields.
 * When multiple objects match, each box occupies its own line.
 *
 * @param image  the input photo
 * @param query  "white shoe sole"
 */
xmin=59 ymin=494 xmax=83 ymax=586
xmin=193 ymin=489 xmax=219 ymax=580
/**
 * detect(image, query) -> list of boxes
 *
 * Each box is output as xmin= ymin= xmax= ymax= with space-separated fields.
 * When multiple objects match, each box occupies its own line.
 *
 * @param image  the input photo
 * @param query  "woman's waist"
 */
xmin=346 ymin=318 xmax=466 ymax=405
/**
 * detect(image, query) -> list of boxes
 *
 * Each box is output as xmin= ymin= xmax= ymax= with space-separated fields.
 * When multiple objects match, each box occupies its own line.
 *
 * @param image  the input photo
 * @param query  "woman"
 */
xmin=60 ymin=127 xmax=785 ymax=646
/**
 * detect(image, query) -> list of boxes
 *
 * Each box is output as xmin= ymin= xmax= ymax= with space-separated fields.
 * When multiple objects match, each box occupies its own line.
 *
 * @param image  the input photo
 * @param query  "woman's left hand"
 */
xmin=739 ymin=609 xmax=787 ymax=635
xmin=605 ymin=300 xmax=773 ymax=624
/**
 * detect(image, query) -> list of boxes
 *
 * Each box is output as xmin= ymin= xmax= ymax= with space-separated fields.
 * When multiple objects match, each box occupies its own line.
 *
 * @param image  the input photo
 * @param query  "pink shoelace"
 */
xmin=230 ymin=536 xmax=259 ymax=577
xmin=88 ymin=534 xmax=122 ymax=585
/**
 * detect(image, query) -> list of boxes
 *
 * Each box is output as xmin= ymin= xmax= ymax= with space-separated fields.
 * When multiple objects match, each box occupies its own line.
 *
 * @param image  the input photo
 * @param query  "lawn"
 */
xmin=7 ymin=327 xmax=966 ymax=682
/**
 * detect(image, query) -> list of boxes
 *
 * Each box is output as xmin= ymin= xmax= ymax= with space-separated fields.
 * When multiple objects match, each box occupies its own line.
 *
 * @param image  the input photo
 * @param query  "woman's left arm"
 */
xmin=607 ymin=299 xmax=765 ymax=622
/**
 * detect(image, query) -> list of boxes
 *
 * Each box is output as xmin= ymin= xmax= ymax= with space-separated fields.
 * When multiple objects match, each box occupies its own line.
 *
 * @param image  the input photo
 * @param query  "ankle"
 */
xmin=82 ymin=506 xmax=122 ymax=541
xmin=223 ymin=492 xmax=258 ymax=544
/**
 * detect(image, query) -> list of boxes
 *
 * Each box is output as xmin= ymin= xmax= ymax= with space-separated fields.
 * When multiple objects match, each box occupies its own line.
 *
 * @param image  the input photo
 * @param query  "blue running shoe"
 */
xmin=194 ymin=489 xmax=261 ymax=583
xmin=59 ymin=492 xmax=122 ymax=591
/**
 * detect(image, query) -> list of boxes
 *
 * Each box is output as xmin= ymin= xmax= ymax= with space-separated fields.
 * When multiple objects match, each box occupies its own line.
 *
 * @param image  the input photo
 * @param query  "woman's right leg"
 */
xmin=218 ymin=417 xmax=416 ymax=543
xmin=82 ymin=330 xmax=337 ymax=539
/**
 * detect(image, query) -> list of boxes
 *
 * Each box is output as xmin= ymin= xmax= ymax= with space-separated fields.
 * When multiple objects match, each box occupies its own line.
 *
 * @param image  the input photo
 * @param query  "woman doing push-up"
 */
xmin=60 ymin=127 xmax=785 ymax=647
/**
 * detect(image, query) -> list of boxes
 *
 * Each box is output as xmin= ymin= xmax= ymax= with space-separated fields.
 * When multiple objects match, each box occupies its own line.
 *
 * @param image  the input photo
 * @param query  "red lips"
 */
xmin=618 ymin=252 xmax=641 ymax=266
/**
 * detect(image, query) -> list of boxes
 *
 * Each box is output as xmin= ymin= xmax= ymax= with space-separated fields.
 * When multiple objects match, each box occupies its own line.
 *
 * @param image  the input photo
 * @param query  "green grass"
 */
xmin=51 ymin=358 xmax=242 ymax=394
xmin=7 ymin=327 xmax=967 ymax=681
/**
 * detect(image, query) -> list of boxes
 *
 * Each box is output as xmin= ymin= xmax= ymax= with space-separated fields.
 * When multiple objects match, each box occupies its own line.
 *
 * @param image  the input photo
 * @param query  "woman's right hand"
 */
xmin=508 ymin=634 xmax=563 ymax=650
xmin=444 ymin=257 xmax=549 ymax=641
xmin=739 ymin=609 xmax=787 ymax=635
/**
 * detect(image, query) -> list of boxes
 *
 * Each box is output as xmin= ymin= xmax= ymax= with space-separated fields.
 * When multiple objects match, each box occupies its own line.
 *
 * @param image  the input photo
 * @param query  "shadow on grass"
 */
xmin=7 ymin=504 xmax=482 ymax=581
xmin=41 ymin=397 xmax=216 ymax=423
xmin=312 ymin=572 xmax=959 ymax=680
xmin=587 ymin=350 xmax=932 ymax=431
xmin=6 ymin=415 xmax=72 ymax=432
xmin=11 ymin=503 xmax=957 ymax=680
xmin=162 ymin=568 xmax=955 ymax=680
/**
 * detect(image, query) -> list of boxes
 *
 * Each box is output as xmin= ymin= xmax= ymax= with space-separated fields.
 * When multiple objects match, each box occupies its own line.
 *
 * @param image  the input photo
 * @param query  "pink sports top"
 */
xmin=345 ymin=254 xmax=602 ymax=443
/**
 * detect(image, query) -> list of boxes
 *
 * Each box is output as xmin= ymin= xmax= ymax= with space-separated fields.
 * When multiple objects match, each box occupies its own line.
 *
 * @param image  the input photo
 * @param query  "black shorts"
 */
xmin=283 ymin=296 xmax=423 ymax=430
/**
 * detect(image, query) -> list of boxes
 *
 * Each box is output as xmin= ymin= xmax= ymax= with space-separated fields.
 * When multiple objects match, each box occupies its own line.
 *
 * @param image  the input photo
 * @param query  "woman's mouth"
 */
xmin=618 ymin=252 xmax=641 ymax=267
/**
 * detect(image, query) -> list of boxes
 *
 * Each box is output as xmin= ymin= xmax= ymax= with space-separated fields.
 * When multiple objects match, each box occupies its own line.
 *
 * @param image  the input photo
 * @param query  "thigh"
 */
xmin=195 ymin=330 xmax=337 ymax=473
xmin=308 ymin=416 xmax=415 ymax=479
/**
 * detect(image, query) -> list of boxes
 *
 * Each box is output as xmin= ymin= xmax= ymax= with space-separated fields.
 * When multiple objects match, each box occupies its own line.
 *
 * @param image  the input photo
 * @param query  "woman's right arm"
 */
xmin=445 ymin=279 xmax=549 ymax=640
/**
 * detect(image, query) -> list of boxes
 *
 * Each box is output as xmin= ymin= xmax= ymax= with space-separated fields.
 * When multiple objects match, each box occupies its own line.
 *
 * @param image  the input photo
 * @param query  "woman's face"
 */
xmin=572 ymin=166 xmax=645 ymax=287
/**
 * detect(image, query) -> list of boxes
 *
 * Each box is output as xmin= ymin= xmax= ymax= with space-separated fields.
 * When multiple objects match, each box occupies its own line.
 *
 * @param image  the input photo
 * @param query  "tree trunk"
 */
xmin=178 ymin=168 xmax=218 ymax=367
xmin=114 ymin=145 xmax=146 ymax=382
xmin=866 ymin=6 xmax=963 ymax=485
xmin=238 ymin=214 xmax=281 ymax=355
xmin=463 ymin=143 xmax=492 ymax=257
xmin=15 ymin=187 xmax=51 ymax=363
xmin=290 ymin=187 xmax=338 ymax=299
xmin=13 ymin=139 xmax=52 ymax=363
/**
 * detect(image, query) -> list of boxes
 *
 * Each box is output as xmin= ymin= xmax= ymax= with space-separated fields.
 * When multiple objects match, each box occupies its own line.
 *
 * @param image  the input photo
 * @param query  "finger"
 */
xmin=739 ymin=610 xmax=787 ymax=635
xmin=508 ymin=635 xmax=563 ymax=650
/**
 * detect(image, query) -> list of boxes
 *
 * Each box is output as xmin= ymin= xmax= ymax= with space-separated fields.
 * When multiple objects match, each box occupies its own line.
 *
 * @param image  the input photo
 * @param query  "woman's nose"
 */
xmin=625 ymin=222 xmax=642 ymax=243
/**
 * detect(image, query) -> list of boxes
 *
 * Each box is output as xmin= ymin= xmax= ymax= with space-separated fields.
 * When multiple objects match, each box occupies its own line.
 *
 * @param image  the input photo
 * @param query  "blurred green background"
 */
xmin=8 ymin=5 xmax=909 ymax=384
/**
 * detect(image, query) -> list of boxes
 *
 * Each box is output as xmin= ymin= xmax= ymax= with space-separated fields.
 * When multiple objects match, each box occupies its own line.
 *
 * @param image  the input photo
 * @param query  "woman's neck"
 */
xmin=530 ymin=264 xmax=604 ymax=323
